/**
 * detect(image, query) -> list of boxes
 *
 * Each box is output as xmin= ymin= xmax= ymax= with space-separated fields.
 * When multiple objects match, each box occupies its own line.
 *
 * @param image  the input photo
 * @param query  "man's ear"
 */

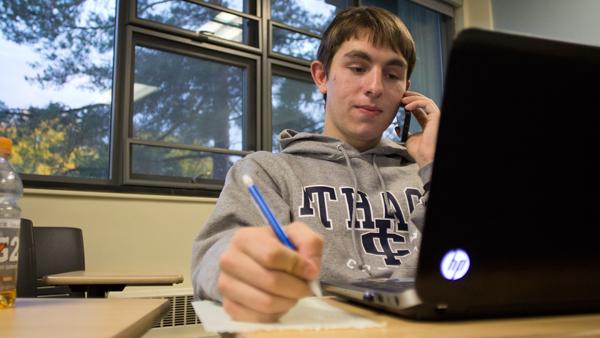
xmin=310 ymin=61 xmax=328 ymax=94
xmin=406 ymin=79 xmax=411 ymax=92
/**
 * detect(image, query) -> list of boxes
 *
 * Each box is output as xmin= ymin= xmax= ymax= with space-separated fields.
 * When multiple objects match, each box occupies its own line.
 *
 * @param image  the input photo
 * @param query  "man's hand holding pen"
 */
xmin=218 ymin=222 xmax=323 ymax=323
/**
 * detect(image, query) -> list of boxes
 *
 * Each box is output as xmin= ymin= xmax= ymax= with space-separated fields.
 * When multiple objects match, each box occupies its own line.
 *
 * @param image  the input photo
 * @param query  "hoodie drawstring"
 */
xmin=371 ymin=154 xmax=394 ymax=279
xmin=337 ymin=144 xmax=370 ymax=276
xmin=337 ymin=144 xmax=395 ymax=279
xmin=373 ymin=154 xmax=394 ymax=218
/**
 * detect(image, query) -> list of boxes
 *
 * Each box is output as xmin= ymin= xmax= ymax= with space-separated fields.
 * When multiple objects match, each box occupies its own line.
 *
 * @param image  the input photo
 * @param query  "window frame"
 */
xmin=120 ymin=25 xmax=260 ymax=190
xmin=130 ymin=0 xmax=263 ymax=53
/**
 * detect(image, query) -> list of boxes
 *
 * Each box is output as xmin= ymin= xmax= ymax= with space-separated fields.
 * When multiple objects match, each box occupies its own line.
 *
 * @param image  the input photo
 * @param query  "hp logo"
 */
xmin=440 ymin=249 xmax=471 ymax=281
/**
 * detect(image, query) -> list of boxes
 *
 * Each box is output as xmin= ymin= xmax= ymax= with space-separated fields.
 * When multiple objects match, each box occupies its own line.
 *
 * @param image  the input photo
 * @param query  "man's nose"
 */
xmin=364 ymin=69 xmax=383 ymax=98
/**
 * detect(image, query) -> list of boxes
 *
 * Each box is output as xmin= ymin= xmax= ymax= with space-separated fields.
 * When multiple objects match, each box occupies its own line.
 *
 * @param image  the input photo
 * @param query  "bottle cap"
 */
xmin=0 ymin=137 xmax=12 ymax=156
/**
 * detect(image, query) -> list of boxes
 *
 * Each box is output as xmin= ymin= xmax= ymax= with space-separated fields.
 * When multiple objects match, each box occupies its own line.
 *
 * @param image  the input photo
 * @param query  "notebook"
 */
xmin=322 ymin=28 xmax=600 ymax=320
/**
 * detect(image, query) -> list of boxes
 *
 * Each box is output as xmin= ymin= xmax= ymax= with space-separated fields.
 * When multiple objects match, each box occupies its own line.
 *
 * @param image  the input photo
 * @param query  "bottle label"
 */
xmin=0 ymin=218 xmax=20 ymax=228
xmin=0 ymin=218 xmax=20 ymax=291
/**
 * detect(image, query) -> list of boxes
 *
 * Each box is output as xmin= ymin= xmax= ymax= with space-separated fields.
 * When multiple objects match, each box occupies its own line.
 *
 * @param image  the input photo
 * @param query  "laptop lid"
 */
xmin=324 ymin=28 xmax=600 ymax=319
xmin=417 ymin=27 xmax=600 ymax=318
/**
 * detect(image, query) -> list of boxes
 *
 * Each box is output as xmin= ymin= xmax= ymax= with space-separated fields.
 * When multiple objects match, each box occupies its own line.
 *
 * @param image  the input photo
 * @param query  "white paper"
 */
xmin=192 ymin=297 xmax=384 ymax=333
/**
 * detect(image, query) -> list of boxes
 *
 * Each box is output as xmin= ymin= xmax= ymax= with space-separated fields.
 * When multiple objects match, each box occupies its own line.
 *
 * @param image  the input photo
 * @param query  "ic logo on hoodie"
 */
xmin=299 ymin=186 xmax=422 ymax=266
xmin=361 ymin=219 xmax=409 ymax=265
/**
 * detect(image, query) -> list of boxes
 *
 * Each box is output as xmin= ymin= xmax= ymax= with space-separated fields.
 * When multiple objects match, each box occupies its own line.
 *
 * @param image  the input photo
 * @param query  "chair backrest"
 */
xmin=17 ymin=218 xmax=36 ymax=298
xmin=32 ymin=226 xmax=86 ymax=297
xmin=33 ymin=226 xmax=85 ymax=277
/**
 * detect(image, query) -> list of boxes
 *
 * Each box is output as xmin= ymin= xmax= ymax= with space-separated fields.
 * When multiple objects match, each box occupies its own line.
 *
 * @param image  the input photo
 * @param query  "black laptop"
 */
xmin=322 ymin=28 xmax=600 ymax=320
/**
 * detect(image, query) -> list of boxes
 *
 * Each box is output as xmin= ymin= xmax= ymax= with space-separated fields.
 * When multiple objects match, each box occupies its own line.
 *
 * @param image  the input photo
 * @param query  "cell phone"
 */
xmin=395 ymin=105 xmax=411 ymax=143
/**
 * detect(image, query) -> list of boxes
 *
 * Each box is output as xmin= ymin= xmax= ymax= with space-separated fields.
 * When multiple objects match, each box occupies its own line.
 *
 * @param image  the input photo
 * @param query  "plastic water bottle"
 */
xmin=0 ymin=137 xmax=23 ymax=308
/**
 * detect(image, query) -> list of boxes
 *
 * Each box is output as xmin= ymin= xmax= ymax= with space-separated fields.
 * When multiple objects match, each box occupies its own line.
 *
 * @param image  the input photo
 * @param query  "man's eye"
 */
xmin=386 ymin=73 xmax=400 ymax=80
xmin=349 ymin=66 xmax=365 ymax=73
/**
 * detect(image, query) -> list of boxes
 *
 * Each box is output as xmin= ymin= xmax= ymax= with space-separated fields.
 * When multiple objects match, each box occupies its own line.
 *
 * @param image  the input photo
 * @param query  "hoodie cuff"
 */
xmin=193 ymin=229 xmax=236 ymax=302
xmin=417 ymin=162 xmax=433 ymax=188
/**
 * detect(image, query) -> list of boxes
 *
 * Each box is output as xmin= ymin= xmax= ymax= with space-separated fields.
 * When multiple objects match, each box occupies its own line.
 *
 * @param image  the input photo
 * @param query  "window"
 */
xmin=136 ymin=0 xmax=259 ymax=46
xmin=270 ymin=63 xmax=325 ymax=152
xmin=123 ymin=28 xmax=258 ymax=189
xmin=0 ymin=0 xmax=454 ymax=195
xmin=269 ymin=0 xmax=345 ymax=61
xmin=0 ymin=0 xmax=116 ymax=180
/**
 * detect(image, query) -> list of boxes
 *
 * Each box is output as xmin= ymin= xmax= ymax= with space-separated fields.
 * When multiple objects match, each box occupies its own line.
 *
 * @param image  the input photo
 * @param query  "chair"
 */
xmin=16 ymin=221 xmax=86 ymax=298
xmin=33 ymin=226 xmax=85 ymax=297
xmin=16 ymin=218 xmax=36 ymax=298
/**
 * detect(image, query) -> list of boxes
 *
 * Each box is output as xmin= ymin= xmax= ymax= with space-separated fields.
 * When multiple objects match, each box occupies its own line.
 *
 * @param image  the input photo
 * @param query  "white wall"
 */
xmin=22 ymin=189 xmax=217 ymax=290
xmin=492 ymin=0 xmax=600 ymax=46
xmin=455 ymin=0 xmax=494 ymax=32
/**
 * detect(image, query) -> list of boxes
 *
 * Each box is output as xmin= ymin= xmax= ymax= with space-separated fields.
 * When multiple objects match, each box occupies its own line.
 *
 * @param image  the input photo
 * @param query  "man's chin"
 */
xmin=348 ymin=131 xmax=384 ymax=148
xmin=352 ymin=125 xmax=387 ymax=140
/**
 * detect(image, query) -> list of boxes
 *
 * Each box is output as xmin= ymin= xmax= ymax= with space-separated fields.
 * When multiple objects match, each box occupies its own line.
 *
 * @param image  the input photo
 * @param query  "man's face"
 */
xmin=312 ymin=36 xmax=409 ymax=151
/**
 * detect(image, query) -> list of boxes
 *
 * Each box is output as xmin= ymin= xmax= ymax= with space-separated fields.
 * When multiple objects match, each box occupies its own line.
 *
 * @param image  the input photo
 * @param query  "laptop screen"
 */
xmin=417 ymin=28 xmax=600 ymax=311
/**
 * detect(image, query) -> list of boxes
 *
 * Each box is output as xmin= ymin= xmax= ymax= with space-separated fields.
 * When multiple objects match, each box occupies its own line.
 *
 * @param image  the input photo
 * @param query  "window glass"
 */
xmin=271 ymin=75 xmax=324 ymax=151
xmin=132 ymin=46 xmax=246 ymax=151
xmin=271 ymin=26 xmax=320 ymax=60
xmin=270 ymin=0 xmax=340 ymax=35
xmin=137 ymin=0 xmax=257 ymax=45
xmin=0 ymin=0 xmax=115 ymax=179
xmin=131 ymin=144 xmax=241 ymax=182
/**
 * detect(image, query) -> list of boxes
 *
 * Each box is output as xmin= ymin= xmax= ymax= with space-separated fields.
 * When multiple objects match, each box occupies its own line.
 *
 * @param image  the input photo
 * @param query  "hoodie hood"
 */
xmin=279 ymin=129 xmax=414 ymax=163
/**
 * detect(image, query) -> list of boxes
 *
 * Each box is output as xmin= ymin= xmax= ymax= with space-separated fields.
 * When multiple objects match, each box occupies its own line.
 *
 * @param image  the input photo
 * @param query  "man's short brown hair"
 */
xmin=317 ymin=6 xmax=416 ymax=79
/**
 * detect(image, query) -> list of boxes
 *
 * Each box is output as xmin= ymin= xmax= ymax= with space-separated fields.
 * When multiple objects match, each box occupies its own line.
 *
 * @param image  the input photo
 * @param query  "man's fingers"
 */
xmin=218 ymin=271 xmax=297 ymax=315
xmin=401 ymin=91 xmax=440 ymax=126
xmin=411 ymin=107 xmax=429 ymax=127
xmin=286 ymin=253 xmax=301 ymax=274
xmin=285 ymin=222 xmax=323 ymax=280
xmin=405 ymin=131 xmax=422 ymax=147
xmin=220 ymin=243 xmax=312 ymax=298
xmin=232 ymin=225 xmax=321 ymax=280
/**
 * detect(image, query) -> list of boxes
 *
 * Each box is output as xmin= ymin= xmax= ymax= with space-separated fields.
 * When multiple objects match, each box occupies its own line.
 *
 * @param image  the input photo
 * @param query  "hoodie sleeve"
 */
xmin=409 ymin=162 xmax=433 ymax=233
xmin=190 ymin=154 xmax=288 ymax=301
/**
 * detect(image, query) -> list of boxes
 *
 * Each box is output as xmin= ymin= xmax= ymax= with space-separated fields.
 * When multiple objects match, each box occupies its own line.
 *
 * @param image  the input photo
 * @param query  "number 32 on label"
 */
xmin=0 ymin=236 xmax=19 ymax=263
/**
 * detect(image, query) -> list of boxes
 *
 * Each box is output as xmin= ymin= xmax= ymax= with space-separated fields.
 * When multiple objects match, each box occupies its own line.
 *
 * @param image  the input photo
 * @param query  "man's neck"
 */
xmin=322 ymin=132 xmax=379 ymax=152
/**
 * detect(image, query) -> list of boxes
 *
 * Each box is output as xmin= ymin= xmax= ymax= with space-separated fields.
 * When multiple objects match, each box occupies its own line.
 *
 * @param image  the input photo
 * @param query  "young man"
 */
xmin=191 ymin=6 xmax=440 ymax=322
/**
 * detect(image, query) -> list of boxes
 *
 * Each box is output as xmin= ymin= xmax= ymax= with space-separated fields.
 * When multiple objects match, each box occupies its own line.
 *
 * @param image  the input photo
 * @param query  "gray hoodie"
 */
xmin=191 ymin=129 xmax=431 ymax=301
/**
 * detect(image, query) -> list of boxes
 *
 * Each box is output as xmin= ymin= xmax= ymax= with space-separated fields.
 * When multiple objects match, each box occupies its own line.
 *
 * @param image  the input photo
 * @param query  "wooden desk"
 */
xmin=42 ymin=271 xmax=184 ymax=298
xmin=0 ymin=298 xmax=169 ymax=338
xmin=238 ymin=298 xmax=600 ymax=338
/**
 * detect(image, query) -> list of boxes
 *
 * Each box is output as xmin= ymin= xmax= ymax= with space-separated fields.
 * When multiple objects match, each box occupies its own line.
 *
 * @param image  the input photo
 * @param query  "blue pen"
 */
xmin=242 ymin=174 xmax=322 ymax=297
